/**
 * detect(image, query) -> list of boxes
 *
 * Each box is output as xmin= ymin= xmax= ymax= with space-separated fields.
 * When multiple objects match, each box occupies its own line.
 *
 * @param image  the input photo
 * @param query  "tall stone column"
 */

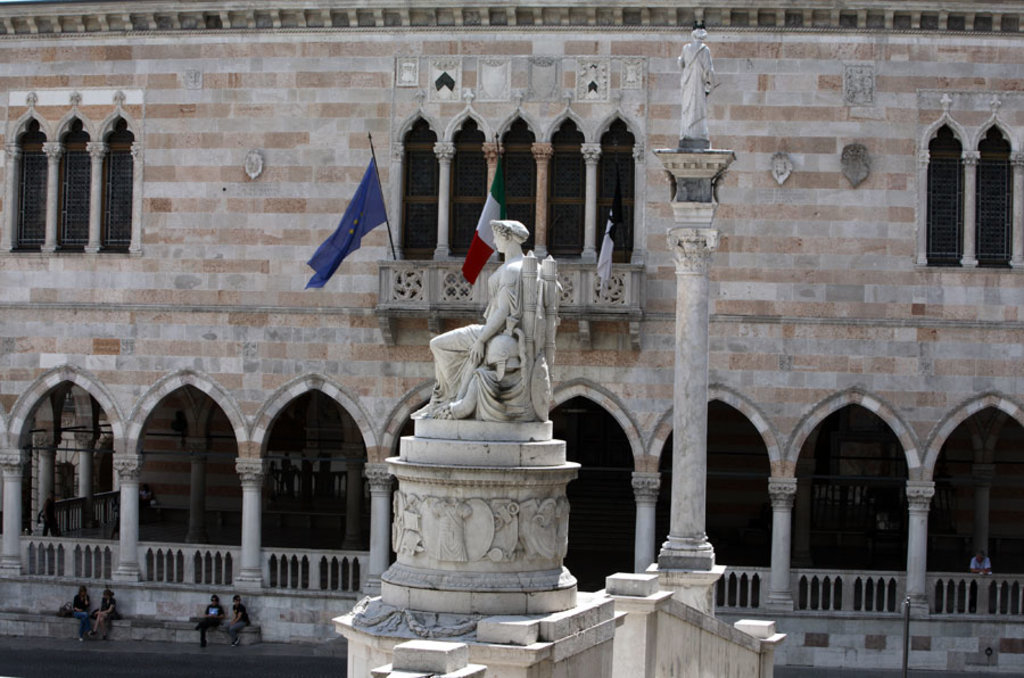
xmin=42 ymin=141 xmax=63 ymax=252
xmin=342 ymin=457 xmax=365 ymax=549
xmin=766 ymin=477 xmax=798 ymax=610
xmin=433 ymin=141 xmax=454 ymax=259
xmin=4 ymin=143 xmax=21 ymax=250
xmin=186 ymin=439 xmax=209 ymax=544
xmin=905 ymin=481 xmax=935 ymax=613
xmin=631 ymin=472 xmax=660 ymax=573
xmin=1012 ymin=152 xmax=1024 ymax=267
xmin=129 ymin=143 xmax=144 ymax=254
xmin=363 ymin=463 xmax=392 ymax=595
xmin=971 ymin=463 xmax=994 ymax=555
xmin=580 ymin=142 xmax=601 ymax=262
xmin=113 ymin=453 xmax=143 ymax=581
xmin=85 ymin=141 xmax=106 ymax=253
xmin=531 ymin=142 xmax=553 ymax=259
xmin=75 ymin=432 xmax=96 ymax=526
xmin=390 ymin=142 xmax=405 ymax=259
xmin=235 ymin=458 xmax=265 ymax=589
xmin=36 ymin=433 xmax=55 ymax=533
xmin=961 ymin=150 xmax=979 ymax=266
xmin=0 ymin=450 xmax=27 ymax=574
xmin=483 ymin=141 xmax=500 ymax=187
xmin=916 ymin=150 xmax=930 ymax=265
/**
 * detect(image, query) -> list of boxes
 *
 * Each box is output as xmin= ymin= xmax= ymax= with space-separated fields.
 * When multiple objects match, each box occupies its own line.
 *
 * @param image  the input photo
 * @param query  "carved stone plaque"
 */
xmin=843 ymin=64 xmax=875 ymax=106
xmin=528 ymin=57 xmax=559 ymax=100
xmin=770 ymin=152 xmax=793 ymax=185
xmin=621 ymin=58 xmax=644 ymax=90
xmin=396 ymin=57 xmax=419 ymax=87
xmin=477 ymin=58 xmax=510 ymax=101
xmin=841 ymin=143 xmax=871 ymax=187
xmin=430 ymin=59 xmax=461 ymax=102
xmin=576 ymin=59 xmax=609 ymax=101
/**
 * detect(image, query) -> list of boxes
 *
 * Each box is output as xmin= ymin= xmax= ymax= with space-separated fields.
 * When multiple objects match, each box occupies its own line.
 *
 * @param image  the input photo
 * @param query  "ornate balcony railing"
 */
xmin=376 ymin=260 xmax=645 ymax=348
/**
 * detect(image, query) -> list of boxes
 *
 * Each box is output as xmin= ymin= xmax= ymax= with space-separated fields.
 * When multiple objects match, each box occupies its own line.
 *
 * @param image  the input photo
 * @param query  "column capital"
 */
xmin=962 ymin=150 xmax=980 ymax=166
xmin=391 ymin=142 xmax=405 ymax=161
xmin=632 ymin=142 xmax=646 ymax=163
xmin=86 ymin=141 xmax=108 ymax=160
xmin=433 ymin=141 xmax=455 ymax=162
xmin=917 ymin=149 xmax=930 ymax=166
xmin=74 ymin=431 xmax=97 ymax=449
xmin=4 ymin=142 xmax=21 ymax=160
xmin=668 ymin=227 xmax=719 ymax=274
xmin=235 ymin=458 xmax=265 ymax=485
xmin=971 ymin=462 xmax=995 ymax=483
xmin=0 ymin=449 xmax=27 ymax=474
xmin=112 ymin=453 xmax=143 ymax=482
xmin=482 ymin=141 xmax=501 ymax=165
xmin=32 ymin=430 xmax=53 ymax=450
xmin=906 ymin=480 xmax=935 ymax=510
xmin=581 ymin=142 xmax=602 ymax=164
xmin=1011 ymin=151 xmax=1024 ymax=168
xmin=531 ymin=142 xmax=553 ymax=162
xmin=768 ymin=477 xmax=798 ymax=508
xmin=183 ymin=437 xmax=206 ymax=456
xmin=42 ymin=141 xmax=64 ymax=161
xmin=130 ymin=142 xmax=143 ymax=161
xmin=631 ymin=471 xmax=661 ymax=502
xmin=364 ymin=462 xmax=393 ymax=492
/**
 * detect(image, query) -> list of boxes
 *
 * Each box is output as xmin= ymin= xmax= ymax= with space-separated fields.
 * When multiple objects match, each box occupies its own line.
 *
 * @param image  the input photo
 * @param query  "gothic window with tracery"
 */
xmin=401 ymin=119 xmax=439 ymax=258
xmin=598 ymin=119 xmax=635 ymax=262
xmin=450 ymin=118 xmax=486 ymax=255
xmin=16 ymin=119 xmax=47 ymax=250
xmin=926 ymin=125 xmax=963 ymax=266
xmin=976 ymin=127 xmax=1012 ymax=267
xmin=548 ymin=120 xmax=585 ymax=257
xmin=103 ymin=118 xmax=134 ymax=251
xmin=501 ymin=118 xmax=536 ymax=252
xmin=59 ymin=119 xmax=91 ymax=250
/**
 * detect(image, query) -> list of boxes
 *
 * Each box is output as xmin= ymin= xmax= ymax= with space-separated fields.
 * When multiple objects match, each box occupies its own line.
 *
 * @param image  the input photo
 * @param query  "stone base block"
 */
xmin=649 ymin=563 xmax=726 ymax=615
xmin=399 ymin=436 xmax=565 ymax=467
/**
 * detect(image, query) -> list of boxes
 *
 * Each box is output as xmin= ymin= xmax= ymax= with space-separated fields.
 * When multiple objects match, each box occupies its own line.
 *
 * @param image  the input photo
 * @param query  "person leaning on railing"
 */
xmin=969 ymin=550 xmax=992 ymax=575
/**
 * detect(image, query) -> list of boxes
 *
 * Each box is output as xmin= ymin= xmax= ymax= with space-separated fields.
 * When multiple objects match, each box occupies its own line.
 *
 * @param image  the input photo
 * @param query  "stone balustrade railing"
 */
xmin=263 ymin=546 xmax=363 ymax=593
xmin=377 ymin=259 xmax=644 ymax=348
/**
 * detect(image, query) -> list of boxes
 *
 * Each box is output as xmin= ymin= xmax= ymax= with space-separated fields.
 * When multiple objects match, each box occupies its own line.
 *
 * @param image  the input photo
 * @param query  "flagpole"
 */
xmin=367 ymin=132 xmax=397 ymax=261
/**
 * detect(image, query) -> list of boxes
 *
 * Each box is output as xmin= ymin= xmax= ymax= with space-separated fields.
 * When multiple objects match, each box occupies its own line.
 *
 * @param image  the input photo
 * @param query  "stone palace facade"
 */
xmin=0 ymin=0 xmax=1023 ymax=671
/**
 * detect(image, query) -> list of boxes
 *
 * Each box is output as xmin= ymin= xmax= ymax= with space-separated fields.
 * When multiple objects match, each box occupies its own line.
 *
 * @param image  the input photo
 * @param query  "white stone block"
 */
xmin=477 ymin=615 xmax=540 ymax=646
xmin=734 ymin=619 xmax=776 ymax=639
xmin=392 ymin=640 xmax=469 ymax=674
xmin=605 ymin=572 xmax=660 ymax=597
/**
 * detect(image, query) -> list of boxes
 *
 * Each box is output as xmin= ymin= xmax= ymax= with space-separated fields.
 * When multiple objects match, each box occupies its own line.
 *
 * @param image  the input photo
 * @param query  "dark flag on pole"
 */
xmin=597 ymin=168 xmax=623 ymax=289
xmin=306 ymin=158 xmax=388 ymax=289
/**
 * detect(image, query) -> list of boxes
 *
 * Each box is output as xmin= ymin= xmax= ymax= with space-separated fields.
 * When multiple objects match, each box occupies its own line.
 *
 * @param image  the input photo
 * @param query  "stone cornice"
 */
xmin=0 ymin=3 xmax=1020 ymax=37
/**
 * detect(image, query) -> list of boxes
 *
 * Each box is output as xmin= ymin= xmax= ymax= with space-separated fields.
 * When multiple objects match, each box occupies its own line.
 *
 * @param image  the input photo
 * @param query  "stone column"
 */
xmin=0 ymin=450 xmax=27 ymax=574
xmin=659 ymin=225 xmax=719 ymax=572
xmin=433 ymin=141 xmax=454 ymax=259
xmin=363 ymin=463 xmax=393 ymax=595
xmin=186 ymin=439 xmax=209 ymax=544
xmin=391 ymin=142 xmax=405 ymax=259
xmin=971 ymin=463 xmax=995 ymax=555
xmin=961 ymin=150 xmax=979 ymax=266
xmin=113 ymin=454 xmax=143 ymax=580
xmin=4 ymin=143 xmax=20 ymax=250
xmin=631 ymin=472 xmax=660 ymax=573
xmin=42 ymin=141 xmax=62 ymax=252
xmin=85 ymin=141 xmax=106 ymax=253
xmin=630 ymin=143 xmax=646 ymax=265
xmin=1011 ymin=152 xmax=1023 ymax=267
xmin=129 ymin=143 xmax=144 ymax=254
xmin=342 ymin=457 xmax=364 ymax=549
xmin=235 ymin=458 xmax=265 ymax=589
xmin=75 ymin=432 xmax=95 ymax=526
xmin=766 ymin=477 xmax=798 ymax=610
xmin=36 ymin=433 xmax=55 ymax=533
xmin=531 ymin=142 xmax=553 ymax=259
xmin=916 ymin=149 xmax=930 ymax=265
xmin=905 ymin=481 xmax=935 ymax=613
xmin=581 ymin=142 xmax=601 ymax=262
xmin=483 ymin=141 xmax=500 ymax=187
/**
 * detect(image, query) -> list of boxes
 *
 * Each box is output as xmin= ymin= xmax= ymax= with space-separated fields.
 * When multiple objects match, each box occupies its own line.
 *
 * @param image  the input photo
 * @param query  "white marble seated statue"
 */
xmin=414 ymin=220 xmax=559 ymax=423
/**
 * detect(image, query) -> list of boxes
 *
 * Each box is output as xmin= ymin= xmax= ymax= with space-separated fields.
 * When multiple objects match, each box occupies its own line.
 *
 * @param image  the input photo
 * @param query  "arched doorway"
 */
xmin=552 ymin=396 xmax=633 ymax=590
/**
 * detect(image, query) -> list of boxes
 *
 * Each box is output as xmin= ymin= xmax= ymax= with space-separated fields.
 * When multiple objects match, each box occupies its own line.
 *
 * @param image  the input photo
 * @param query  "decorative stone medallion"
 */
xmin=841 ymin=143 xmax=871 ymax=187
xmin=576 ymin=59 xmax=609 ymax=101
xmin=430 ymin=59 xmax=461 ymax=101
xmin=770 ymin=152 xmax=793 ymax=185
xmin=396 ymin=57 xmax=419 ymax=87
xmin=183 ymin=68 xmax=203 ymax=90
xmin=621 ymin=58 xmax=644 ymax=90
xmin=244 ymin=149 xmax=264 ymax=180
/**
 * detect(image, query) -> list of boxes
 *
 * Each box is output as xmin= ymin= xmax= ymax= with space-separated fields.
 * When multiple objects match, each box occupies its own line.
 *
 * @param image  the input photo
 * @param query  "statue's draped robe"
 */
xmin=679 ymin=42 xmax=713 ymax=141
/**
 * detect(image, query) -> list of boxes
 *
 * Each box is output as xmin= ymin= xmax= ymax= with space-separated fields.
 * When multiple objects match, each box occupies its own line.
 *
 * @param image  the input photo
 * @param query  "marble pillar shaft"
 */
xmin=236 ymin=458 xmax=265 ymax=586
xmin=767 ymin=477 xmax=797 ymax=609
xmin=631 ymin=472 xmax=660 ymax=573
xmin=1 ymin=451 xmax=26 ymax=572
xmin=113 ymin=454 xmax=142 ymax=580
xmin=905 ymin=481 xmax=935 ymax=608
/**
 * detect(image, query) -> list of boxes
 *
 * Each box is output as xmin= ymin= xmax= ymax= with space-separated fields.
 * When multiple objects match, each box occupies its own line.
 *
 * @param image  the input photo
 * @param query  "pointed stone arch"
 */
xmin=709 ymin=384 xmax=785 ymax=470
xmin=379 ymin=380 xmax=436 ymax=461
xmin=787 ymin=388 xmax=921 ymax=475
xmin=594 ymin=109 xmax=642 ymax=143
xmin=971 ymin=116 xmax=1016 ymax=152
xmin=9 ymin=109 xmax=53 ymax=141
xmin=126 ymin=370 xmax=247 ymax=454
xmin=9 ymin=365 xmax=126 ymax=449
xmin=496 ymin=110 xmax=541 ymax=140
xmin=98 ymin=109 xmax=141 ymax=140
xmin=250 ymin=374 xmax=379 ymax=461
xmin=923 ymin=392 xmax=1024 ymax=478
xmin=395 ymin=110 xmax=443 ymax=144
xmin=919 ymin=112 xmax=969 ymax=155
xmin=55 ymin=110 xmax=96 ymax=140
xmin=648 ymin=407 xmax=673 ymax=471
xmin=552 ymin=378 xmax=643 ymax=467
xmin=443 ymin=106 xmax=492 ymax=142
xmin=543 ymin=107 xmax=590 ymax=143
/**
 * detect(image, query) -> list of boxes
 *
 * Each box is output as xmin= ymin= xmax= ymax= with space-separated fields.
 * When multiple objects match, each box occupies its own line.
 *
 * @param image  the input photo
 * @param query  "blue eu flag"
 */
xmin=305 ymin=158 xmax=388 ymax=289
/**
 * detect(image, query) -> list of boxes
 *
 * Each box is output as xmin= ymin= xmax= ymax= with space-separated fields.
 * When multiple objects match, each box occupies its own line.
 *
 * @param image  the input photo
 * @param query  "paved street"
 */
xmin=0 ymin=635 xmax=347 ymax=678
xmin=778 ymin=669 xmax=990 ymax=678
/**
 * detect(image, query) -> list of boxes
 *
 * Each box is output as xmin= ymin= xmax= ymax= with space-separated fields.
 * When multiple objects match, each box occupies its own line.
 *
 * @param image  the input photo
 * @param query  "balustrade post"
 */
xmin=363 ymin=463 xmax=393 ymax=594
xmin=631 ymin=472 xmax=660 ymax=573
xmin=767 ymin=477 xmax=798 ymax=611
xmin=112 ymin=453 xmax=143 ymax=581
xmin=235 ymin=458 xmax=265 ymax=590
xmin=905 ymin=480 xmax=935 ymax=614
xmin=0 ymin=450 xmax=27 ymax=574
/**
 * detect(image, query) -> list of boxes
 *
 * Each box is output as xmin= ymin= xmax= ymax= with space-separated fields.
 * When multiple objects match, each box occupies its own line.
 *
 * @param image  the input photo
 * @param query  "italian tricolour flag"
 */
xmin=461 ymin=157 xmax=506 ymax=284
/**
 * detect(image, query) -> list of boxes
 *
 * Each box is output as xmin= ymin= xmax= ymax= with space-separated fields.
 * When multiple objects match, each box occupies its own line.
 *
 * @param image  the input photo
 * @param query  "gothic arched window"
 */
xmin=976 ymin=127 xmax=1012 ymax=267
xmin=548 ymin=120 xmax=585 ymax=257
xmin=401 ymin=119 xmax=439 ymax=258
xmin=102 ymin=118 xmax=135 ymax=251
xmin=502 ymin=118 xmax=536 ymax=252
xmin=450 ymin=119 xmax=486 ymax=255
xmin=926 ymin=125 xmax=963 ymax=266
xmin=16 ymin=119 xmax=47 ymax=250
xmin=598 ymin=119 xmax=636 ymax=262
xmin=59 ymin=118 xmax=91 ymax=250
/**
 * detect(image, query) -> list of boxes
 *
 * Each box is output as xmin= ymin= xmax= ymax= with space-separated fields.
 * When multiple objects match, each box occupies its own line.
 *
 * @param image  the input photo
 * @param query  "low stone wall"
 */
xmin=0 ymin=576 xmax=360 ymax=644
xmin=0 ymin=611 xmax=261 ymax=645
xmin=719 ymin=611 xmax=1024 ymax=674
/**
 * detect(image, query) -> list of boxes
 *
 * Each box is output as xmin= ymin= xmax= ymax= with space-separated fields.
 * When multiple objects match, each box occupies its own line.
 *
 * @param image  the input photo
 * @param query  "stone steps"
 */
xmin=0 ymin=611 xmax=261 ymax=646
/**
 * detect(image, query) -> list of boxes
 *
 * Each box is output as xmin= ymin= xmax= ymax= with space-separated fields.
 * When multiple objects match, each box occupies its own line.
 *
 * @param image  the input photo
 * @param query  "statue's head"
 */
xmin=485 ymin=334 xmax=521 ymax=380
xmin=491 ymin=219 xmax=530 ymax=245
xmin=691 ymin=27 xmax=707 ymax=41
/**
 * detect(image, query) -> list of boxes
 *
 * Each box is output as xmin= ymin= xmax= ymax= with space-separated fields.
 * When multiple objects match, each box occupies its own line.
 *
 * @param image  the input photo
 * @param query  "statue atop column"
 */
xmin=413 ymin=220 xmax=559 ymax=423
xmin=678 ymin=22 xmax=715 ymax=150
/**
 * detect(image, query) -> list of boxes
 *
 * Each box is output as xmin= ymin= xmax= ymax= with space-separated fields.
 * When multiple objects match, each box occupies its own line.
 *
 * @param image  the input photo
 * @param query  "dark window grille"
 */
xmin=548 ymin=120 xmax=585 ymax=257
xmin=401 ymin=119 xmax=438 ymax=258
xmin=16 ymin=120 xmax=47 ymax=250
xmin=501 ymin=118 xmax=536 ymax=251
xmin=926 ymin=126 xmax=963 ymax=265
xmin=59 ymin=119 xmax=91 ymax=250
xmin=449 ymin=119 xmax=486 ymax=255
xmin=976 ymin=127 xmax=1012 ymax=267
xmin=598 ymin=119 xmax=636 ymax=263
xmin=103 ymin=118 xmax=134 ymax=250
